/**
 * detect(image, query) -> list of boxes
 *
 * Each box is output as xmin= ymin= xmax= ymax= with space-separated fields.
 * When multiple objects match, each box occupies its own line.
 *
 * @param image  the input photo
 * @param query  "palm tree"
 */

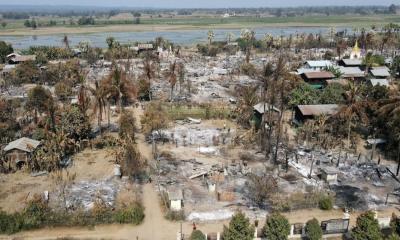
xmin=103 ymin=64 xmax=137 ymax=113
xmin=378 ymin=94 xmax=400 ymax=118
xmin=78 ymin=85 xmax=91 ymax=115
xmin=235 ymin=85 xmax=259 ymax=128
xmin=207 ymin=30 xmax=215 ymax=47
xmin=241 ymin=29 xmax=255 ymax=64
xmin=226 ymin=32 xmax=235 ymax=43
xmin=62 ymin=35 xmax=70 ymax=49
xmin=378 ymin=92 xmax=400 ymax=174
xmin=337 ymin=83 xmax=369 ymax=149
xmin=336 ymin=39 xmax=347 ymax=60
xmin=88 ymin=81 xmax=107 ymax=135
xmin=164 ymin=61 xmax=178 ymax=101
xmin=142 ymin=58 xmax=156 ymax=100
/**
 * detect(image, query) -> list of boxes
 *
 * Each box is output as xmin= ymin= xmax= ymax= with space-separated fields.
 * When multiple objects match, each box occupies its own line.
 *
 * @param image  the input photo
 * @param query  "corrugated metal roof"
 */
xmin=369 ymin=79 xmax=389 ymax=87
xmin=339 ymin=67 xmax=365 ymax=78
xmin=11 ymin=55 xmax=36 ymax=62
xmin=168 ymin=188 xmax=183 ymax=200
xmin=4 ymin=137 xmax=41 ymax=152
xmin=297 ymin=68 xmax=319 ymax=75
xmin=297 ymin=104 xmax=340 ymax=116
xmin=342 ymin=59 xmax=363 ymax=66
xmin=303 ymin=71 xmax=335 ymax=79
xmin=370 ymin=67 xmax=390 ymax=77
xmin=253 ymin=102 xmax=280 ymax=114
xmin=306 ymin=60 xmax=333 ymax=68
xmin=325 ymin=79 xmax=349 ymax=86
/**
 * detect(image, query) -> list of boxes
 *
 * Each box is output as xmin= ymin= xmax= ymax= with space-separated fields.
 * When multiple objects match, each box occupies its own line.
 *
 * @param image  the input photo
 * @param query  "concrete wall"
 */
xmin=170 ymin=199 xmax=182 ymax=211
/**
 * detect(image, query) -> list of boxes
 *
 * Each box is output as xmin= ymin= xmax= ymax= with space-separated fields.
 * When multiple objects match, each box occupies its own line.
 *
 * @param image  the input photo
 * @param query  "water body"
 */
xmin=0 ymin=26 xmax=350 ymax=49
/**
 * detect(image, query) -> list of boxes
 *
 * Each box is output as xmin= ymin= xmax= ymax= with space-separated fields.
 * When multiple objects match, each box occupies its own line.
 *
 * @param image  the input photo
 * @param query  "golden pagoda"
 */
xmin=350 ymin=40 xmax=361 ymax=59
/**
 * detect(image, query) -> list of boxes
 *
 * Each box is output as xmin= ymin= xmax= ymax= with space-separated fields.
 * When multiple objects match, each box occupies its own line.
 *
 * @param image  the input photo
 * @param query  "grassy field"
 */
xmin=0 ymin=14 xmax=399 ymax=36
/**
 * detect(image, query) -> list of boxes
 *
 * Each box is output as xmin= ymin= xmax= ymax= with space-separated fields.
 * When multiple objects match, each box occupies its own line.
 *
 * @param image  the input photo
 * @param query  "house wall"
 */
xmin=5 ymin=149 xmax=29 ymax=169
xmin=170 ymin=200 xmax=182 ymax=211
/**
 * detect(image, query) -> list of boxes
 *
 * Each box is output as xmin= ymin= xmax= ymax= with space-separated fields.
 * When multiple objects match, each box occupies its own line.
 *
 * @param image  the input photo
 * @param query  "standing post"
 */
xmin=309 ymin=155 xmax=314 ymax=179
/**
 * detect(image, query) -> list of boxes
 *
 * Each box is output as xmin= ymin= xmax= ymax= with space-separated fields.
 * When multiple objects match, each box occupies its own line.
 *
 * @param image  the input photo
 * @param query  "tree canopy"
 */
xmin=305 ymin=218 xmax=323 ymax=240
xmin=351 ymin=211 xmax=382 ymax=240
xmin=222 ymin=211 xmax=255 ymax=240
xmin=262 ymin=212 xmax=291 ymax=240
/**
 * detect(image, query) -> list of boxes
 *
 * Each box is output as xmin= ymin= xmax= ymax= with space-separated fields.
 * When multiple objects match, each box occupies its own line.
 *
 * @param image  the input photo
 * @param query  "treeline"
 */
xmin=0 ymin=5 xmax=398 ymax=19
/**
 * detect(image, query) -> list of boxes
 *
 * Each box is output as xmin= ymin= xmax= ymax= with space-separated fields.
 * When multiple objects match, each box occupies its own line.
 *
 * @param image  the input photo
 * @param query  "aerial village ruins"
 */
xmin=1 ymin=26 xmax=400 ymax=238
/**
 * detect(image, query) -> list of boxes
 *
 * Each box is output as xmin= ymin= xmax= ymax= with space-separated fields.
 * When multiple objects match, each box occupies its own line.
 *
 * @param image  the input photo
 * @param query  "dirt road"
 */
xmin=2 ymin=105 xmax=399 ymax=239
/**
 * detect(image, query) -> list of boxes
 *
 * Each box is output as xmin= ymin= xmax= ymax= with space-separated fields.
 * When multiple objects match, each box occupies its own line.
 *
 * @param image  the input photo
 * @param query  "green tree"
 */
xmin=106 ymin=36 xmax=116 ymax=49
xmin=222 ymin=211 xmax=254 ymax=240
xmin=13 ymin=60 xmax=40 ymax=84
xmin=1 ymin=22 xmax=7 ymax=28
xmin=262 ymin=212 xmax=290 ymax=240
xmin=0 ymin=41 xmax=13 ymax=64
xmin=337 ymin=83 xmax=369 ymax=148
xmin=60 ymin=106 xmax=91 ymax=141
xmin=305 ymin=218 xmax=323 ymax=240
xmin=289 ymin=82 xmax=318 ymax=107
xmin=240 ymin=29 xmax=255 ymax=63
xmin=319 ymin=83 xmax=345 ymax=104
xmin=351 ymin=211 xmax=383 ymax=240
xmin=26 ymin=85 xmax=55 ymax=125
xmin=391 ymin=213 xmax=400 ymax=236
xmin=391 ymin=56 xmax=400 ymax=77
xmin=190 ymin=229 xmax=206 ymax=240
xmin=318 ymin=195 xmax=333 ymax=210
xmin=387 ymin=234 xmax=400 ymax=240
xmin=0 ymin=98 xmax=19 ymax=144
xmin=24 ymin=19 xmax=31 ymax=28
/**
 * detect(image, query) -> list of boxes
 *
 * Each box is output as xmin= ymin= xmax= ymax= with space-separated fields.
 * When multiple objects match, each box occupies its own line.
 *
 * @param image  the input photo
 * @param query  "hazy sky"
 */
xmin=0 ymin=0 xmax=397 ymax=8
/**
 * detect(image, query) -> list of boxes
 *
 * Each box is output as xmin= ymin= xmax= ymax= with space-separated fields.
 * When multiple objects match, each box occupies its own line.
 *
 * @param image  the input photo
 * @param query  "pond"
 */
xmin=0 ymin=26 xmax=350 ymax=49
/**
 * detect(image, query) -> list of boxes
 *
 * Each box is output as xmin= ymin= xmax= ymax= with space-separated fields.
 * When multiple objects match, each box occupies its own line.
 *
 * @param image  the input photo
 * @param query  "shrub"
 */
xmin=22 ymin=195 xmax=50 ymax=229
xmin=165 ymin=210 xmax=185 ymax=221
xmin=190 ymin=229 xmax=206 ymax=240
xmin=240 ymin=63 xmax=257 ymax=77
xmin=305 ymin=218 xmax=323 ymax=240
xmin=319 ymin=195 xmax=333 ymax=210
xmin=0 ymin=201 xmax=145 ymax=234
xmin=114 ymin=203 xmax=145 ymax=225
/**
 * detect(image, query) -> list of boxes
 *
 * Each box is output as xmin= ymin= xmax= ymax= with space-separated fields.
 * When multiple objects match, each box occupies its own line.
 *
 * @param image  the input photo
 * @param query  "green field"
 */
xmin=3 ymin=14 xmax=400 ymax=28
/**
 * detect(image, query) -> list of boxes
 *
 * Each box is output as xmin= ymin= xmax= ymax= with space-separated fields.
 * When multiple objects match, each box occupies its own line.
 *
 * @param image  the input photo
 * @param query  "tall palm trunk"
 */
xmin=347 ymin=114 xmax=353 ymax=149
xmin=107 ymin=101 xmax=111 ymax=128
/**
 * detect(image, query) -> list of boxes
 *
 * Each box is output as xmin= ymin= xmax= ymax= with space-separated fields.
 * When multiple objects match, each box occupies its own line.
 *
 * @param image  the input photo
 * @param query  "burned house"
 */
xmin=2 ymin=137 xmax=41 ymax=170
xmin=167 ymin=188 xmax=183 ymax=211
xmin=294 ymin=104 xmax=340 ymax=124
xmin=7 ymin=53 xmax=36 ymax=65
xmin=131 ymin=43 xmax=155 ymax=54
xmin=252 ymin=102 xmax=281 ymax=129
xmin=301 ymin=71 xmax=335 ymax=89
